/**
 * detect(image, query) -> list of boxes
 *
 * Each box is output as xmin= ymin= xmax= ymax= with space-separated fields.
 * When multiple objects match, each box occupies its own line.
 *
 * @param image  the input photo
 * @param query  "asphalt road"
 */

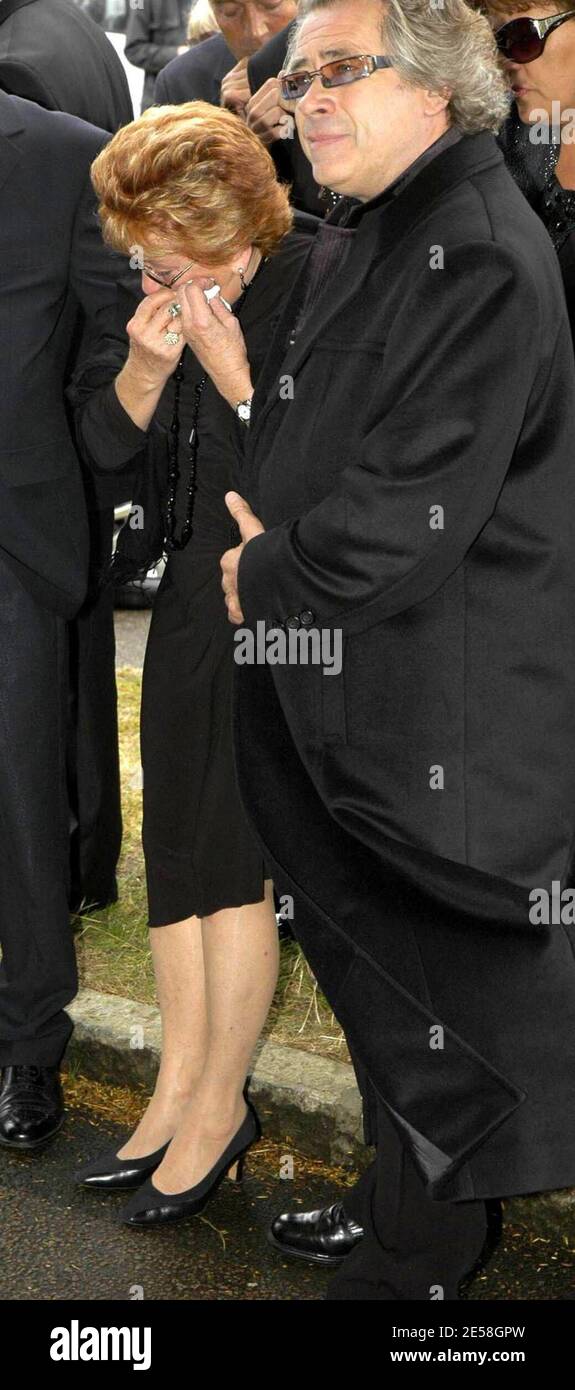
xmin=1 ymin=1078 xmax=574 ymax=1301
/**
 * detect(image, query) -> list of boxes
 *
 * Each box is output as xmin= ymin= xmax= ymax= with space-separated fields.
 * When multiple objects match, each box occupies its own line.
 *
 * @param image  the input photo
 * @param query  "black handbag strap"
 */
xmin=0 ymin=0 xmax=40 ymax=26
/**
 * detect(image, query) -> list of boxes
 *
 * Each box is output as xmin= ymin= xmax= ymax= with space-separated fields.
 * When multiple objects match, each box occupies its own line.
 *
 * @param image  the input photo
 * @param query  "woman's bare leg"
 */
xmin=150 ymin=878 xmax=279 ymax=1193
xmin=117 ymin=915 xmax=208 ymax=1158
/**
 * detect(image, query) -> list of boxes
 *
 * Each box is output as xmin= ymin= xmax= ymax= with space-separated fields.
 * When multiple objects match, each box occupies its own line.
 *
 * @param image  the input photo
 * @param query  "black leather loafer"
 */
xmin=268 ymin=1201 xmax=364 ymax=1266
xmin=0 ymin=1064 xmax=64 ymax=1150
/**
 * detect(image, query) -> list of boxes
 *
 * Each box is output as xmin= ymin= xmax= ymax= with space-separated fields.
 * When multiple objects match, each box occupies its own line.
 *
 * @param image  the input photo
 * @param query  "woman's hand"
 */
xmin=179 ymin=281 xmax=253 ymax=410
xmin=114 ymin=290 xmax=185 ymax=430
xmin=125 ymin=288 xmax=185 ymax=387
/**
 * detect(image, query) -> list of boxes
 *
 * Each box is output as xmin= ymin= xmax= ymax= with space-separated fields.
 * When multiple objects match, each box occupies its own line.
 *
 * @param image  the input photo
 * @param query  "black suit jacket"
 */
xmin=0 ymin=0 xmax=136 ymax=510
xmin=125 ymin=0 xmax=190 ymax=111
xmin=0 ymin=92 xmax=133 ymax=616
xmin=0 ymin=0 xmax=133 ymax=129
xmin=232 ymin=133 xmax=575 ymax=1199
xmin=154 ymin=30 xmax=234 ymax=106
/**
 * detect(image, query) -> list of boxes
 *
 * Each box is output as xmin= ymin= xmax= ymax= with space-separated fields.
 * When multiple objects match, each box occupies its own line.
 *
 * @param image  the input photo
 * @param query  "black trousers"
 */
xmin=329 ymin=1098 xmax=488 ymax=1301
xmin=0 ymin=551 xmax=77 ymax=1067
xmin=67 ymin=507 xmax=122 ymax=910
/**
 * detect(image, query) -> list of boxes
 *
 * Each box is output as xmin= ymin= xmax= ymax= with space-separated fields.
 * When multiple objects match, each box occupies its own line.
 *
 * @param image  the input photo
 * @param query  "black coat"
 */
xmin=233 ymin=131 xmax=575 ymax=1200
xmin=124 ymin=0 xmax=190 ymax=111
xmin=0 ymin=0 xmax=133 ymax=129
xmin=0 ymin=92 xmax=132 ymax=616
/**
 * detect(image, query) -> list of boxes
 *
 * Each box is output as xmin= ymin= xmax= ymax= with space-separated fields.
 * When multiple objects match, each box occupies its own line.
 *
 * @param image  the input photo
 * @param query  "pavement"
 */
xmin=48 ymin=607 xmax=568 ymax=1300
xmin=1 ymin=1075 xmax=574 ymax=1300
xmin=114 ymin=607 xmax=151 ymax=669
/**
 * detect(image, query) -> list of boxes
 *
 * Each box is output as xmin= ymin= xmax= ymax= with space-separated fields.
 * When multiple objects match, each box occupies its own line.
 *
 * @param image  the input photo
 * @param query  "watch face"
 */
xmin=237 ymin=402 xmax=252 ymax=421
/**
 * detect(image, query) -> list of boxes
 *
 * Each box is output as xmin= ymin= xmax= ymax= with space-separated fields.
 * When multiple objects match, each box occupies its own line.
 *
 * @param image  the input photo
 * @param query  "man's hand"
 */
xmin=220 ymin=59 xmax=251 ymax=117
xmin=180 ymin=281 xmax=253 ymax=408
xmin=221 ymin=491 xmax=265 ymax=624
xmin=246 ymin=77 xmax=295 ymax=146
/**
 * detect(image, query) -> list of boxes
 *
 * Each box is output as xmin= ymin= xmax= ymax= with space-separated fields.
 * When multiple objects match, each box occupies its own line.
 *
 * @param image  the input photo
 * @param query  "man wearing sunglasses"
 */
xmin=182 ymin=0 xmax=575 ymax=1299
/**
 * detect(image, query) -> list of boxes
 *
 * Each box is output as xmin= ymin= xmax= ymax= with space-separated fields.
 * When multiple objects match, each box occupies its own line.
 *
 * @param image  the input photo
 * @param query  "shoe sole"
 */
xmin=0 ymin=1115 xmax=65 ymax=1152
xmin=266 ymin=1227 xmax=346 ymax=1267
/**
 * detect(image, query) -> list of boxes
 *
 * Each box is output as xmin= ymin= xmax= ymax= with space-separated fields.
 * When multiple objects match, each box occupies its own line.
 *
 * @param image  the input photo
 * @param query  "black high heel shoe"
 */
xmin=120 ymin=1101 xmax=261 ymax=1227
xmin=75 ymin=1138 xmax=173 ymax=1191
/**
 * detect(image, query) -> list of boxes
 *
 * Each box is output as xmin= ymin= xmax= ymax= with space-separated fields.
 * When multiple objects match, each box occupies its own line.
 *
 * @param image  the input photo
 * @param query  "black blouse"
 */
xmin=71 ymin=217 xmax=319 ymax=589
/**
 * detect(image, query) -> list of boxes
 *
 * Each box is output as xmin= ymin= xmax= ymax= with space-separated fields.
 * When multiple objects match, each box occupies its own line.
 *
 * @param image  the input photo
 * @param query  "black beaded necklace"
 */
xmin=164 ymin=255 xmax=267 ymax=553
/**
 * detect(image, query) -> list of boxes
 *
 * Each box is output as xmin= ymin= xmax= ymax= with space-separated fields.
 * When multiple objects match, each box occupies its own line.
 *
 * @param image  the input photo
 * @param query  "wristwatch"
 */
xmin=235 ymin=395 xmax=253 ymax=426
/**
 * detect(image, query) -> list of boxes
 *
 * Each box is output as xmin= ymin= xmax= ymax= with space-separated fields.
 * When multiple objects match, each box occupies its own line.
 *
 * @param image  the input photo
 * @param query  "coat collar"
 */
xmin=337 ymin=129 xmax=503 ymax=246
xmin=0 ymin=92 xmax=25 ymax=195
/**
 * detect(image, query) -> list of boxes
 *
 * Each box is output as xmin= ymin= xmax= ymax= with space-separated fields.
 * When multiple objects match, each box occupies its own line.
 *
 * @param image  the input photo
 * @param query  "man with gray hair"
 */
xmin=181 ymin=0 xmax=575 ymax=1299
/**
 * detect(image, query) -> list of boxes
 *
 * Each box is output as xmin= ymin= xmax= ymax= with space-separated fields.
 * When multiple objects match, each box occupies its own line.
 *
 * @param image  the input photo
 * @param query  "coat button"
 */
xmin=299 ymin=610 xmax=316 ymax=627
xmin=285 ymin=615 xmax=301 ymax=630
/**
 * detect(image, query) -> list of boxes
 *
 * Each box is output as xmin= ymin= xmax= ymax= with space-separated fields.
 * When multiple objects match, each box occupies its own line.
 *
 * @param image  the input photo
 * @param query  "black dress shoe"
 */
xmin=0 ymin=1065 xmax=64 ymax=1151
xmin=458 ymin=1198 xmax=503 ymax=1297
xmin=69 ymin=883 xmax=118 ymax=916
xmin=324 ymin=1199 xmax=501 ymax=1300
xmin=268 ymin=1201 xmax=364 ymax=1266
xmin=120 ymin=1102 xmax=261 ymax=1227
xmin=75 ymin=1138 xmax=173 ymax=1191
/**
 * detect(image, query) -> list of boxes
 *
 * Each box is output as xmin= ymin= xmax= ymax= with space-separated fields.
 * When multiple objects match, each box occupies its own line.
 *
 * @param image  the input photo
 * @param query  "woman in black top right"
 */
xmin=484 ymin=2 xmax=575 ymax=338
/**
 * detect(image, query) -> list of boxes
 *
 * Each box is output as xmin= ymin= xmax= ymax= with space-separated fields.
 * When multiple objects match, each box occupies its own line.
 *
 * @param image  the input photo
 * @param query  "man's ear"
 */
xmin=423 ymin=87 xmax=452 ymax=118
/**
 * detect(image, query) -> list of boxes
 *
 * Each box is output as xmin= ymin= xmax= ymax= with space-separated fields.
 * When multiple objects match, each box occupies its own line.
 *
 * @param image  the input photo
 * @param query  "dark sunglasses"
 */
xmin=495 ymin=9 xmax=575 ymax=63
xmin=279 ymin=54 xmax=393 ymax=103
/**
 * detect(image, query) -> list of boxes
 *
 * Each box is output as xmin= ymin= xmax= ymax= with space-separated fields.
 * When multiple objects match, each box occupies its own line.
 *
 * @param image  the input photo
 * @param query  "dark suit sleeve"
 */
xmin=67 ymin=141 xmax=140 ymax=344
xmin=65 ymin=136 xmax=147 ymax=472
xmin=0 ymin=61 xmax=56 ymax=108
xmin=125 ymin=1 xmax=181 ymax=75
xmin=154 ymin=58 xmax=186 ymax=103
xmin=153 ymin=64 xmax=170 ymax=103
xmin=237 ymin=242 xmax=541 ymax=631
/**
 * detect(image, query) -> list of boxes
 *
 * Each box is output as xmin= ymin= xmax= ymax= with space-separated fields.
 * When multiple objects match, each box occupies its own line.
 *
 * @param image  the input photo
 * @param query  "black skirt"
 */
xmin=141 ymin=559 xmax=267 ymax=925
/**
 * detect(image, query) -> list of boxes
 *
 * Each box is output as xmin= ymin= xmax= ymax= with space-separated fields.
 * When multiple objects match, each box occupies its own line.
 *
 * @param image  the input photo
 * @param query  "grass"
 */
xmin=74 ymin=667 xmax=348 ymax=1063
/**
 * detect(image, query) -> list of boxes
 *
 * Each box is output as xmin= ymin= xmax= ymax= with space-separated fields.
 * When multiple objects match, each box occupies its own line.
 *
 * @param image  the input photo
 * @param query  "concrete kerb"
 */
xmin=65 ymin=988 xmax=575 ymax=1240
xmin=66 ymin=988 xmax=367 ymax=1169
